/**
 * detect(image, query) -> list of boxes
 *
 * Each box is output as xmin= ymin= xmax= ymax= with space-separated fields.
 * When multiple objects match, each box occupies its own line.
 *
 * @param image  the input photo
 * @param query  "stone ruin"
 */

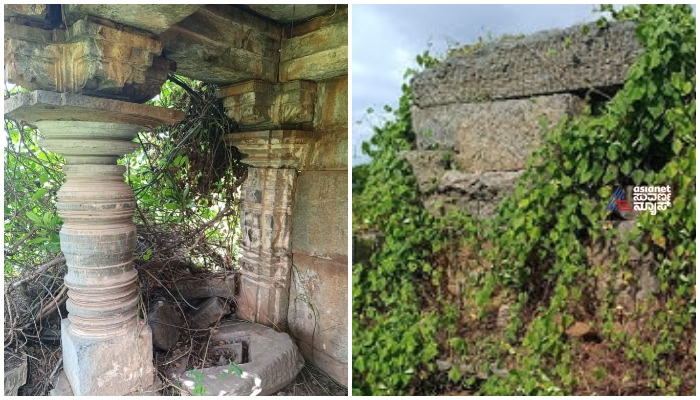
xmin=406 ymin=21 xmax=642 ymax=218
xmin=397 ymin=21 xmax=664 ymax=312
xmin=4 ymin=4 xmax=347 ymax=395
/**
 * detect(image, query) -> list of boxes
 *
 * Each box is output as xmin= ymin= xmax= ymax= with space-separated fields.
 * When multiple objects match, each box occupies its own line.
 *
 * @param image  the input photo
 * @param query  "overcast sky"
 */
xmin=351 ymin=4 xmax=604 ymax=165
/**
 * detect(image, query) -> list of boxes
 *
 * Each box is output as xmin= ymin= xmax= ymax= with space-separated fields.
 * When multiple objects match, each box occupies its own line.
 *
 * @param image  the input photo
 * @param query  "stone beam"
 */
xmin=63 ymin=4 xmax=201 ymax=35
xmin=4 ymin=4 xmax=59 ymax=27
xmin=158 ymin=5 xmax=282 ymax=85
xmin=412 ymin=21 xmax=642 ymax=107
xmin=5 ymin=19 xmax=172 ymax=102
xmin=5 ymin=91 xmax=184 ymax=395
xmin=279 ymin=6 xmax=348 ymax=82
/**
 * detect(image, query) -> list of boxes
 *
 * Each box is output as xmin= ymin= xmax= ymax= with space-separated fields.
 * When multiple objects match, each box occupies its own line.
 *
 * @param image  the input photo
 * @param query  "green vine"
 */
xmin=353 ymin=5 xmax=695 ymax=395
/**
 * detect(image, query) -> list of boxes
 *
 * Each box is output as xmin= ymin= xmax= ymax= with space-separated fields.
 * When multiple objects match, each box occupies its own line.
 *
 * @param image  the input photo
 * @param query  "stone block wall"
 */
xmin=407 ymin=21 xmax=642 ymax=218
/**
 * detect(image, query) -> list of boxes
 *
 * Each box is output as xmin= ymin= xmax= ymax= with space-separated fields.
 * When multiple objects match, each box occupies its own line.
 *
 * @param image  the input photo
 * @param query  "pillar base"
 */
xmin=61 ymin=319 xmax=154 ymax=396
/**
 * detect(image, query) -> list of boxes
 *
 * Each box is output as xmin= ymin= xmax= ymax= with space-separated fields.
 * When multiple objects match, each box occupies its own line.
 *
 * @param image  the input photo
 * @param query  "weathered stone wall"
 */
xmin=406 ymin=21 xmax=661 ymax=318
xmin=285 ymin=10 xmax=348 ymax=386
xmin=407 ymin=21 xmax=642 ymax=218
xmin=220 ymin=6 xmax=348 ymax=386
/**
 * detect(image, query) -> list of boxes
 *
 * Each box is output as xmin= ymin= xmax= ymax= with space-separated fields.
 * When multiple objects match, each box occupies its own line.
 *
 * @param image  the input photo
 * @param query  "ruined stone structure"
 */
xmin=4 ymin=4 xmax=347 ymax=394
xmin=407 ymin=22 xmax=642 ymax=218
xmin=402 ymin=22 xmax=661 ymax=312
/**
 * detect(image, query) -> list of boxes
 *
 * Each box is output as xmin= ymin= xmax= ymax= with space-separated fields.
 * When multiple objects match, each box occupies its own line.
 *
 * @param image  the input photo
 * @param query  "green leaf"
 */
xmin=43 ymin=212 xmax=52 ymax=227
xmin=672 ymin=139 xmax=683 ymax=155
xmin=227 ymin=360 xmax=243 ymax=378
xmin=448 ymin=366 xmax=462 ymax=383
xmin=631 ymin=169 xmax=645 ymax=185
xmin=164 ymin=203 xmax=179 ymax=210
xmin=31 ymin=188 xmax=48 ymax=201
xmin=26 ymin=211 xmax=42 ymax=224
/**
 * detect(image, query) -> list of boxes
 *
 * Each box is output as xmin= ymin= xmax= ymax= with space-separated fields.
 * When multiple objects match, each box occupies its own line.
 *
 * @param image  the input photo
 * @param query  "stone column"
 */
xmin=5 ymin=91 xmax=183 ymax=395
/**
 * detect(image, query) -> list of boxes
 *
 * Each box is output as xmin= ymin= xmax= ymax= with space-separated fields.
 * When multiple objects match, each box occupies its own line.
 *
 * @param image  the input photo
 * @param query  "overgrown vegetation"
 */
xmin=352 ymin=5 xmax=695 ymax=395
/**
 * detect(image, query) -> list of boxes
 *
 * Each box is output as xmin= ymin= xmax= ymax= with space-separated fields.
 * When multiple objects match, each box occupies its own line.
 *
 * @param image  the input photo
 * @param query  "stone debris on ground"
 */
xmin=148 ymin=299 xmax=184 ymax=350
xmin=4 ymin=351 xmax=28 ymax=396
xmin=188 ymin=296 xmax=231 ymax=329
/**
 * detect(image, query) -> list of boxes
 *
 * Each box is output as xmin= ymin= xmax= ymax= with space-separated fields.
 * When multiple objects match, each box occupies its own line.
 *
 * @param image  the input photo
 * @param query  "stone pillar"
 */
xmin=4 ymin=91 xmax=183 ymax=395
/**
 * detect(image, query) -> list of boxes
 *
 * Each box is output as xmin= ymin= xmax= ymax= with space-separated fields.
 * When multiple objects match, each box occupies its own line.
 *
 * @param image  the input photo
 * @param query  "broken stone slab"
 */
xmin=412 ymin=21 xmax=641 ymax=107
xmin=148 ymin=300 xmax=184 ymax=351
xmin=411 ymin=169 xmax=523 ymax=218
xmin=439 ymin=170 xmax=523 ymax=200
xmin=177 ymin=320 xmax=304 ymax=396
xmin=4 ymin=351 xmax=27 ymax=396
xmin=189 ymin=297 xmax=231 ymax=329
xmin=412 ymin=93 xmax=583 ymax=172
xmin=173 ymin=274 xmax=237 ymax=301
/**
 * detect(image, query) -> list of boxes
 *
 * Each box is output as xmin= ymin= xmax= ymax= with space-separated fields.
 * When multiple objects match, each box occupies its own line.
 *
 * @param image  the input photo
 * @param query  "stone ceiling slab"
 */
xmin=64 ymin=4 xmax=201 ymax=34
xmin=244 ymin=5 xmax=337 ymax=23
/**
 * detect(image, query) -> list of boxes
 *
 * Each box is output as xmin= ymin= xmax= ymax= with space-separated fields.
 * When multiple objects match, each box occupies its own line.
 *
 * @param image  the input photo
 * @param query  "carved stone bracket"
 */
xmin=218 ymin=80 xmax=316 ymax=130
xmin=5 ymin=19 xmax=172 ymax=102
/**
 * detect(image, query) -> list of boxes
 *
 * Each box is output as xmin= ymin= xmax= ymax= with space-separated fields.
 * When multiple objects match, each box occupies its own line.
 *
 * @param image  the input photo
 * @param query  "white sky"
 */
xmin=351 ymin=4 xmax=605 ymax=165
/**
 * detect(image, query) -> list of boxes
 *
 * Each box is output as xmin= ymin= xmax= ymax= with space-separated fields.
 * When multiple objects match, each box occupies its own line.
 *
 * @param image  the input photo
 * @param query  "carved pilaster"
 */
xmin=237 ymin=168 xmax=296 ymax=330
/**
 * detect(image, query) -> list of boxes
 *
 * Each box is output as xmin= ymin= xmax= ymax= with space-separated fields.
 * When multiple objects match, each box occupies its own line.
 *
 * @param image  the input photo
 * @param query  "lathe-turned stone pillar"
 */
xmin=5 ymin=91 xmax=183 ymax=395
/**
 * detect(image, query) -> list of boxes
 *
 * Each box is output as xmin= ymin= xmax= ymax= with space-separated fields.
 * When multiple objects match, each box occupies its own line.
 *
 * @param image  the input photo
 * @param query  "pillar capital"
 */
xmin=5 ymin=19 xmax=173 ymax=102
